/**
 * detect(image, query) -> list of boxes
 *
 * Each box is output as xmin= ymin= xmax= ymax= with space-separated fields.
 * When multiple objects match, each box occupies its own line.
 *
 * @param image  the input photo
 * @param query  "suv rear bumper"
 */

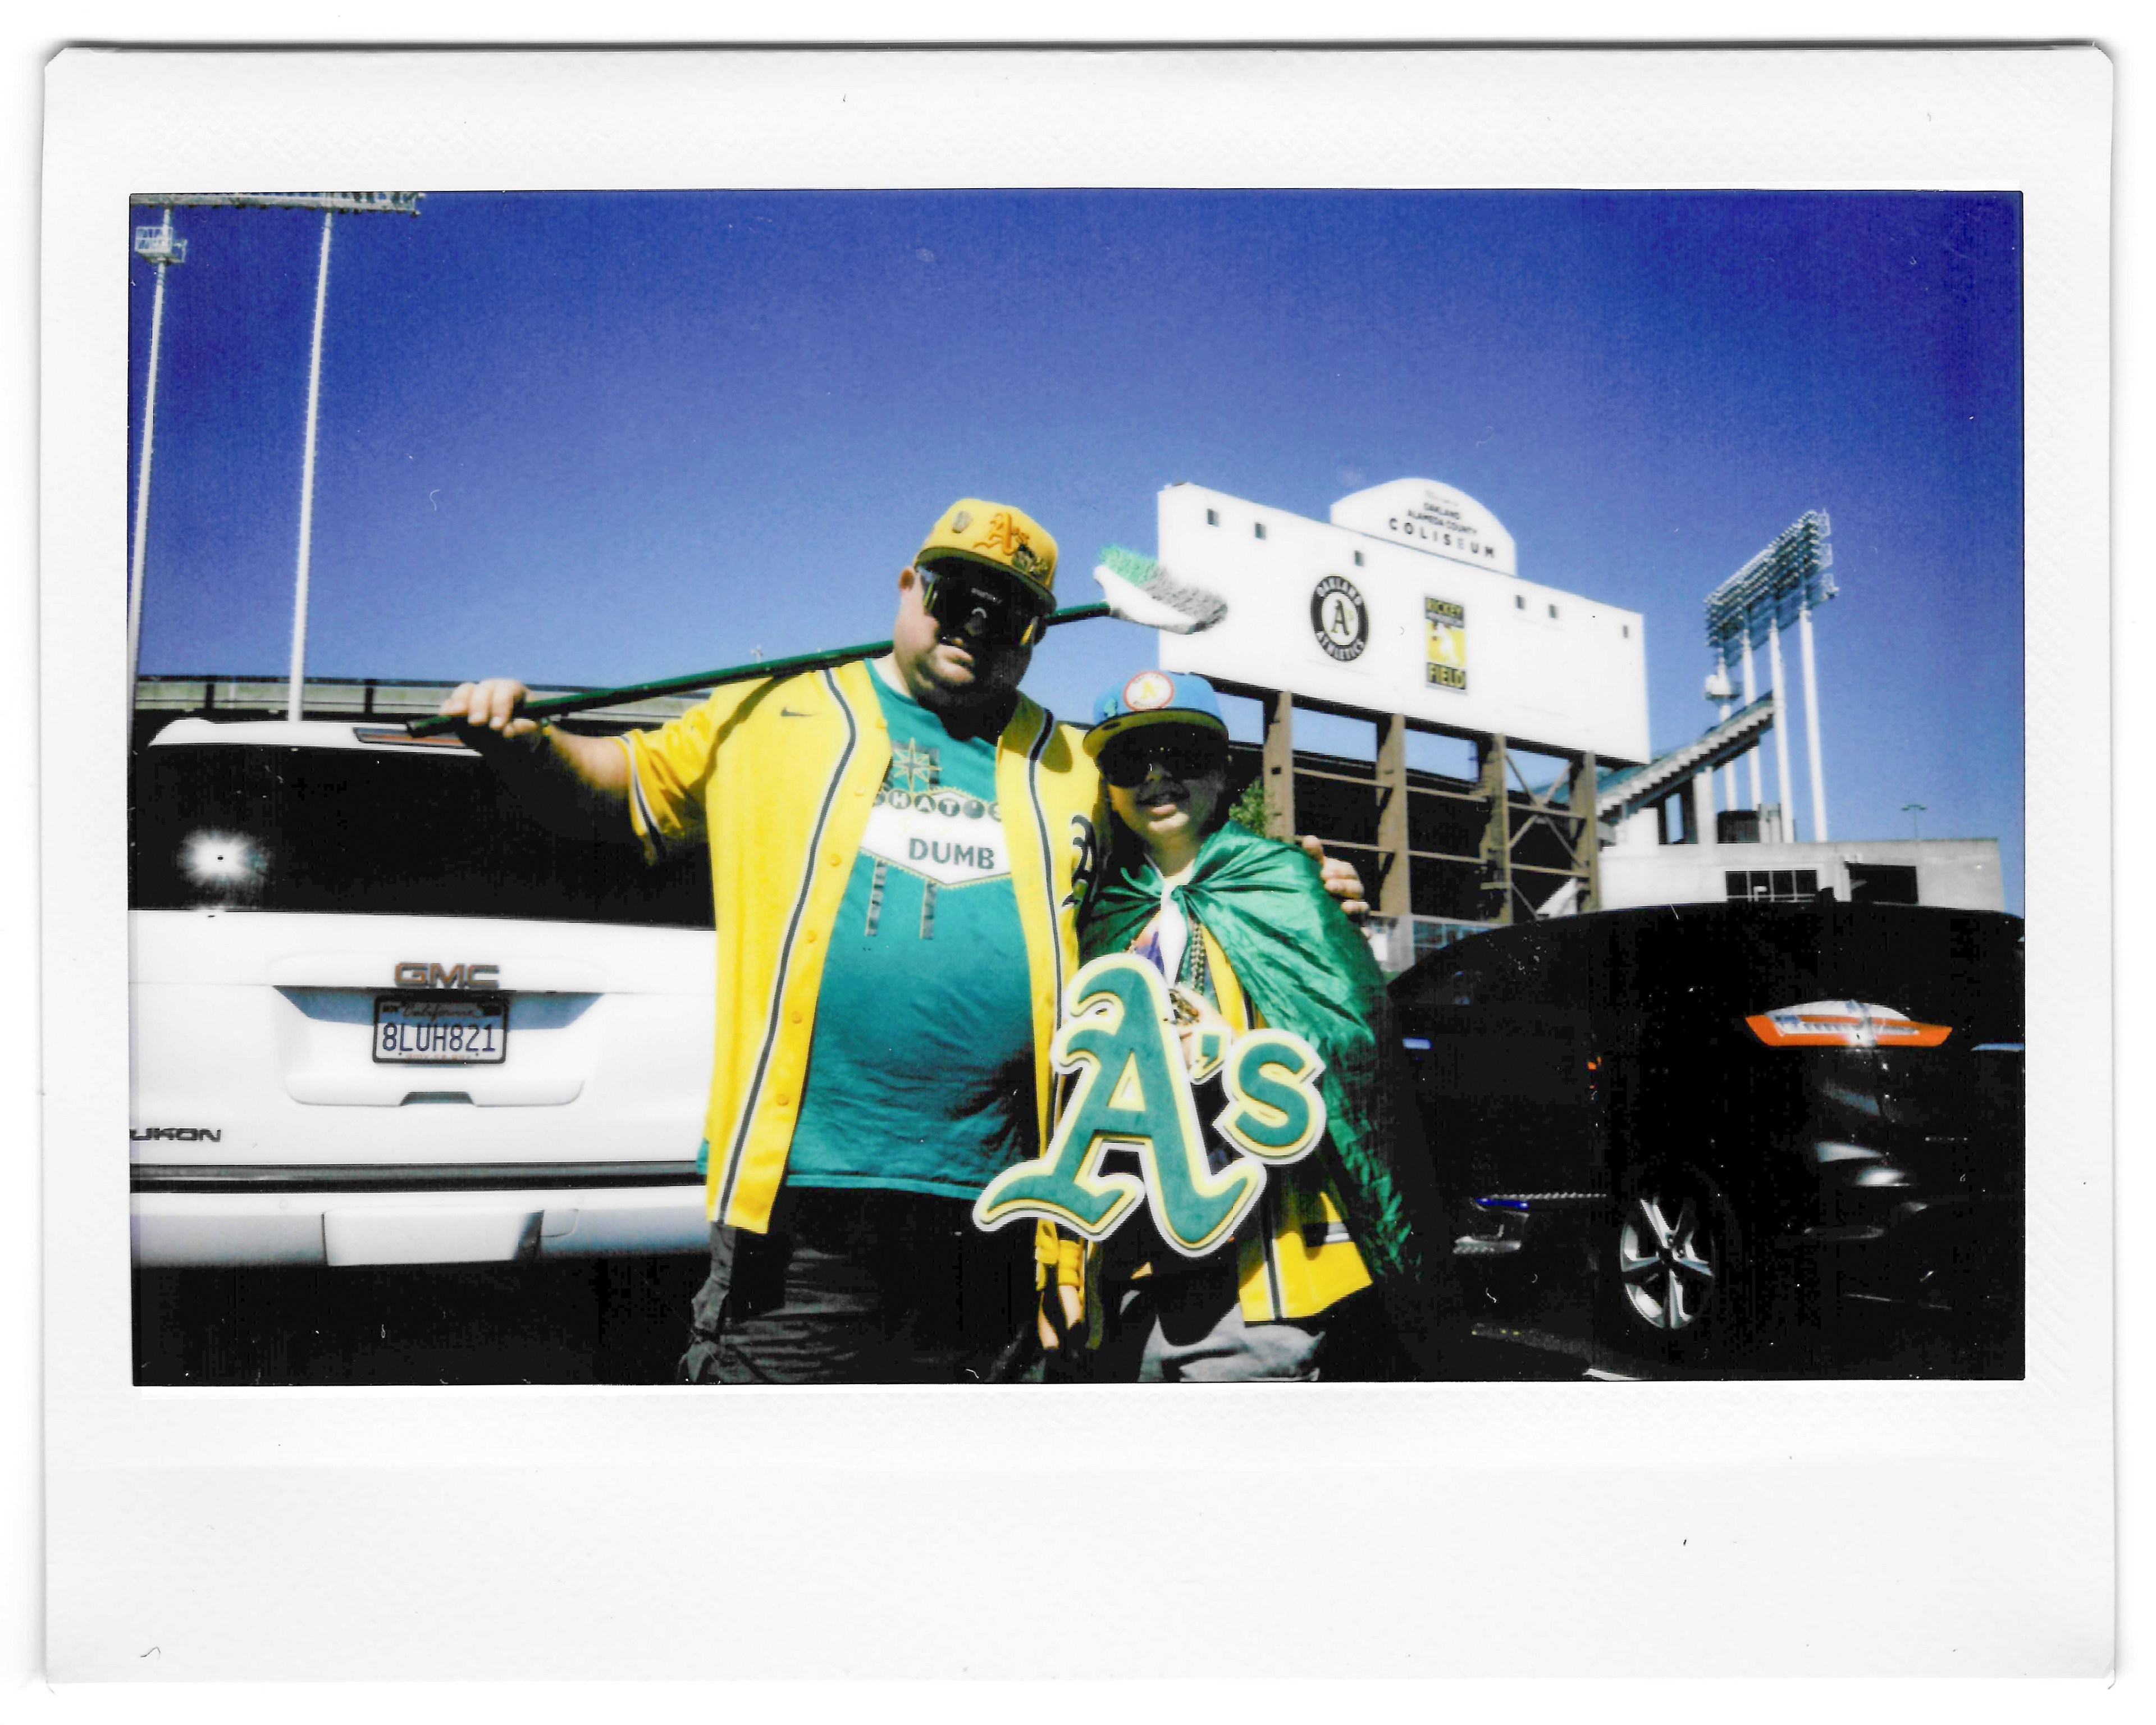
xmin=131 ymin=1161 xmax=709 ymax=1266
xmin=1788 ymin=1192 xmax=2022 ymax=1313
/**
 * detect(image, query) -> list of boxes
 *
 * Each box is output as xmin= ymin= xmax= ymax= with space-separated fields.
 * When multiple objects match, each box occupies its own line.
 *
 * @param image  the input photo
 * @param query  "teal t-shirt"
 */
xmin=781 ymin=672 xmax=1038 ymax=1199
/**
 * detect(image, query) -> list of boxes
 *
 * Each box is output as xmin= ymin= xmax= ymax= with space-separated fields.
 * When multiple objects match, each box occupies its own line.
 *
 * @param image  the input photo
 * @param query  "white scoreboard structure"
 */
xmin=1158 ymin=477 xmax=1651 ymax=766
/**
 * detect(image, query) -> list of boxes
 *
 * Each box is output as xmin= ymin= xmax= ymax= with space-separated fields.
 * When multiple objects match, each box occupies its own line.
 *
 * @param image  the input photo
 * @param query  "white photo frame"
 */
xmin=43 ymin=45 xmax=2110 ymax=1680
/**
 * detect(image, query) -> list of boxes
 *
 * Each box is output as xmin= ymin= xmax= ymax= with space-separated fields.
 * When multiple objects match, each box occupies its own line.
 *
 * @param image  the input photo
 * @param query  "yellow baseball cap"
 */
xmin=915 ymin=499 xmax=1058 ymax=609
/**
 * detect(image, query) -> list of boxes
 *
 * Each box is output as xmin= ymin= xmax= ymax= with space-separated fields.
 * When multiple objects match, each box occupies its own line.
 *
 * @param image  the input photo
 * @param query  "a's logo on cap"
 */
xmin=972 ymin=511 xmax=1030 ymax=563
xmin=1122 ymin=670 xmax=1176 ymax=712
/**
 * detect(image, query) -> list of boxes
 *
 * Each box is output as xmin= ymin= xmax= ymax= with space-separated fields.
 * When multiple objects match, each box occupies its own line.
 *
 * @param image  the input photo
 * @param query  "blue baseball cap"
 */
xmin=1086 ymin=669 xmax=1230 ymax=755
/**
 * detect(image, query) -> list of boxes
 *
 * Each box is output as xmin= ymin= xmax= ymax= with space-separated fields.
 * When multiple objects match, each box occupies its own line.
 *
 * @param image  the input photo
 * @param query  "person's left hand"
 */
xmin=1300 ymin=834 xmax=1369 ymax=920
xmin=1166 ymin=985 xmax=1235 ymax=1074
xmin=1037 ymin=1282 xmax=1084 ymax=1350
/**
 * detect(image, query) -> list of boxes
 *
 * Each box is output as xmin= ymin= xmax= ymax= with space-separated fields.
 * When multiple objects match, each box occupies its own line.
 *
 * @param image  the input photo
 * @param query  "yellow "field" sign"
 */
xmin=1426 ymin=597 xmax=1467 ymax=691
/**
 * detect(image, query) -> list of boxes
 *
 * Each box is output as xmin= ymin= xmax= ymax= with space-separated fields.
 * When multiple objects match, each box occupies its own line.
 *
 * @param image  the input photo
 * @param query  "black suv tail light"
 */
xmin=1744 ymin=1001 xmax=1952 ymax=1049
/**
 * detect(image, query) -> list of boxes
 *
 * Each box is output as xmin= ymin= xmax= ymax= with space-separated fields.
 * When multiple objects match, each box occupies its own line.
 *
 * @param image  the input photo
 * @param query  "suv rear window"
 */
xmin=130 ymin=742 xmax=715 ymax=929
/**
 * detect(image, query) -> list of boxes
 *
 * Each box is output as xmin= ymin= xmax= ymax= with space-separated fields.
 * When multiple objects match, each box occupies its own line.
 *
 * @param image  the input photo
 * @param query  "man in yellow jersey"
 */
xmin=441 ymin=499 xmax=1364 ymax=1384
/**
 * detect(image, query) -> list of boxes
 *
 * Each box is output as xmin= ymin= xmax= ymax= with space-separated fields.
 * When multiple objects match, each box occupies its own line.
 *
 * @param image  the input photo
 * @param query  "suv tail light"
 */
xmin=1744 ymin=1001 xmax=1952 ymax=1049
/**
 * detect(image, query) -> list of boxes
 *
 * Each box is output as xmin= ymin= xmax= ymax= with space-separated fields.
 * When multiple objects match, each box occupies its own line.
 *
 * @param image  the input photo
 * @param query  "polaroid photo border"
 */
xmin=43 ymin=45 xmax=2110 ymax=1679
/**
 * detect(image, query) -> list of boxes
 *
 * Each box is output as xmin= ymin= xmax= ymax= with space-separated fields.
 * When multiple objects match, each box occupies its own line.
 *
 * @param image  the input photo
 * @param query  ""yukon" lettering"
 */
xmin=130 ymin=1127 xmax=223 ymax=1142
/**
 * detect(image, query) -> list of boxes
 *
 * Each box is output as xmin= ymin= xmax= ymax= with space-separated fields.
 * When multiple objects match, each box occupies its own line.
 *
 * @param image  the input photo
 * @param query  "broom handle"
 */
xmin=405 ymin=601 xmax=1113 ymax=737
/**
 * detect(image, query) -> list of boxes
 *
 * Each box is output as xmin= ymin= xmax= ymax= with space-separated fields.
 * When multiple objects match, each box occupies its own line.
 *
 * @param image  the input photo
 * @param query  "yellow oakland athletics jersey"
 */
xmin=1203 ymin=925 xmax=1375 ymax=1322
xmin=619 ymin=659 xmax=1105 ymax=1233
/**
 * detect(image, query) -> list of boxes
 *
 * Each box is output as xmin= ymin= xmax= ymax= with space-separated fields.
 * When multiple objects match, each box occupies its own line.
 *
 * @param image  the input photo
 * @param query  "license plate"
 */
xmin=372 ymin=994 xmax=509 ymax=1065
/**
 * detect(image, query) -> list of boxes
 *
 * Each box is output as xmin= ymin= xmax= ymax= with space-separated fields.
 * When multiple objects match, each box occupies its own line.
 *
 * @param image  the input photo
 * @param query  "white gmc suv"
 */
xmin=129 ymin=715 xmax=715 ymax=1268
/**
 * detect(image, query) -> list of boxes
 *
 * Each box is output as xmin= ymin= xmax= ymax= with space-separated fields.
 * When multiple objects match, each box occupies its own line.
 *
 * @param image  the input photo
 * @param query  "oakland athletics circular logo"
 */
xmin=1310 ymin=576 xmax=1368 ymax=661
xmin=1121 ymin=670 xmax=1176 ymax=710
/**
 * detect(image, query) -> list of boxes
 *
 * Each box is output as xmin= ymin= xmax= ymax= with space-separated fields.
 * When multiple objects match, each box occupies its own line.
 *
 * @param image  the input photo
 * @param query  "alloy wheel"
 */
xmin=1616 ymin=1189 xmax=1718 ymax=1332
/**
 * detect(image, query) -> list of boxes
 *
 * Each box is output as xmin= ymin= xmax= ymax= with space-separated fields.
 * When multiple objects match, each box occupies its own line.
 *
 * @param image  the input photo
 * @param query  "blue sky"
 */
xmin=127 ymin=190 xmax=2024 ymax=909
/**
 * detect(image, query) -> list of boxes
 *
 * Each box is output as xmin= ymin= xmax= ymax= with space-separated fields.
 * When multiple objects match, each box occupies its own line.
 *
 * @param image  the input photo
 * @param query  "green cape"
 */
xmin=1081 ymin=822 xmax=1456 ymax=1372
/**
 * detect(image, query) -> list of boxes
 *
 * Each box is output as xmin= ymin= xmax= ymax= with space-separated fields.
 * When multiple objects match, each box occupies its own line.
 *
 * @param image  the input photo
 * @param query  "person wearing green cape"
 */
xmin=1048 ymin=670 xmax=1456 ymax=1381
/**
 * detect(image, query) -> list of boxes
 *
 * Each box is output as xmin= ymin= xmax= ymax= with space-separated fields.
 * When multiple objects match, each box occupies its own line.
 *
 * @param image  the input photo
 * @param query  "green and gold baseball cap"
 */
xmin=915 ymin=499 xmax=1058 ymax=609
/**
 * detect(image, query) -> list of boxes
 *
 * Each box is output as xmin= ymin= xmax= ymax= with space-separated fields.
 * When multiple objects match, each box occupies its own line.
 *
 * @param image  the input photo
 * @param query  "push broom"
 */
xmin=404 ymin=547 xmax=1223 ymax=737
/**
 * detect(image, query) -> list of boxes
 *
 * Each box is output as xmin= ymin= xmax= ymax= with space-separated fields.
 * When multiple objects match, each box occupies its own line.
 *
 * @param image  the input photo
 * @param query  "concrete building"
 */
xmin=1598 ymin=837 xmax=2006 ymax=914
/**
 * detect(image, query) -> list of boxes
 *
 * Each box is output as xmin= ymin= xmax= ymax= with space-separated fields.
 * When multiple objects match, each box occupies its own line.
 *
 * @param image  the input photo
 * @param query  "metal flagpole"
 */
xmin=287 ymin=210 xmax=336 ymax=721
xmin=127 ymin=209 xmax=186 ymax=720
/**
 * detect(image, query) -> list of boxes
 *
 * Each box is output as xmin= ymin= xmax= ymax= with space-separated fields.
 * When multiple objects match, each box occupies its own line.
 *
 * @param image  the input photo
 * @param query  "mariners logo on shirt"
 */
xmin=863 ymin=738 xmax=1008 ymax=887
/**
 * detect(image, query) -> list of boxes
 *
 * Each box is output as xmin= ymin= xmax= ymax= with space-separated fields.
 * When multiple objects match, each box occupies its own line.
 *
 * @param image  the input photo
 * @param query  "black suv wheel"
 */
xmin=1600 ymin=1169 xmax=1748 ymax=1366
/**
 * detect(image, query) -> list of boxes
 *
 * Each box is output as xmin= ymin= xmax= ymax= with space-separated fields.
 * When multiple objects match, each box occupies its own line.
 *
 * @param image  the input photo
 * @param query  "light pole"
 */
xmin=130 ymin=191 xmax=423 ymax=719
xmin=1903 ymin=802 xmax=1926 ymax=841
xmin=289 ymin=208 xmax=337 ymax=722
xmin=1703 ymin=512 xmax=1835 ymax=846
xmin=1799 ymin=592 xmax=1828 ymax=842
xmin=1768 ymin=611 xmax=1794 ymax=842
xmin=127 ymin=209 xmax=186 ymax=720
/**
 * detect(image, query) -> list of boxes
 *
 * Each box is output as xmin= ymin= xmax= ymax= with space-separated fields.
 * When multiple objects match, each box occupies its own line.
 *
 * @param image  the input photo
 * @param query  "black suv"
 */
xmin=1390 ymin=902 xmax=2023 ymax=1369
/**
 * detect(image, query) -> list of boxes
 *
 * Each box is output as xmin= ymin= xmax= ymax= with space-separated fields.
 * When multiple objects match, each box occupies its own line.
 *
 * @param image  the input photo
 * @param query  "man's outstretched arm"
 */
xmin=438 ymin=678 xmax=636 ymax=842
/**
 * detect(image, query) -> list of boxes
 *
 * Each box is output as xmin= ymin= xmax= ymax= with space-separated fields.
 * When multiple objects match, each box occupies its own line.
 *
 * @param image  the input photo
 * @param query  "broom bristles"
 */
xmin=1092 ymin=545 xmax=1228 ymax=635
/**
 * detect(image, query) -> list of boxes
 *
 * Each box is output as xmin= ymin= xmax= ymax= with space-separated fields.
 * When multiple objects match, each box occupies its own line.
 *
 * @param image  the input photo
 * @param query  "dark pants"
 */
xmin=679 ymin=1188 xmax=1034 ymax=1385
xmin=1097 ymin=1270 xmax=1332 ymax=1381
xmin=1047 ymin=1273 xmax=1399 ymax=1383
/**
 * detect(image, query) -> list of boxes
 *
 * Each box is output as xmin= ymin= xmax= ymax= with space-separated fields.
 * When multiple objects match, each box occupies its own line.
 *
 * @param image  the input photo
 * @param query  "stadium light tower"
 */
xmin=127 ymin=208 xmax=186 ymax=719
xmin=130 ymin=192 xmax=424 ymax=718
xmin=1704 ymin=512 xmax=1837 ymax=844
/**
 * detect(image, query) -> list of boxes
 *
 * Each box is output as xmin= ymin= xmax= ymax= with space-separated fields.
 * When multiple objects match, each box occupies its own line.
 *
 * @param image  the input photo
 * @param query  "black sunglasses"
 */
xmin=921 ymin=565 xmax=1053 ymax=649
xmin=1099 ymin=729 xmax=1229 ymax=787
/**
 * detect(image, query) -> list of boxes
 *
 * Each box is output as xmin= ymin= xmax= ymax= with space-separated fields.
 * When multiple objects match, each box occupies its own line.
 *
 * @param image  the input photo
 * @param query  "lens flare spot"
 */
xmin=177 ymin=829 xmax=267 ymax=901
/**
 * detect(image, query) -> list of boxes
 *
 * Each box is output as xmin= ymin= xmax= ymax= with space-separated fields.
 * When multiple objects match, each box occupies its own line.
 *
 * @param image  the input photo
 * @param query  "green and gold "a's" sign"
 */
xmin=972 ymin=954 xmax=1327 ymax=1256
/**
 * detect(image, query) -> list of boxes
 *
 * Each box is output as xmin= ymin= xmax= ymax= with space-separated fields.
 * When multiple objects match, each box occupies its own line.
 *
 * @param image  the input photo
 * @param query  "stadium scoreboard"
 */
xmin=1158 ymin=478 xmax=1651 ymax=765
